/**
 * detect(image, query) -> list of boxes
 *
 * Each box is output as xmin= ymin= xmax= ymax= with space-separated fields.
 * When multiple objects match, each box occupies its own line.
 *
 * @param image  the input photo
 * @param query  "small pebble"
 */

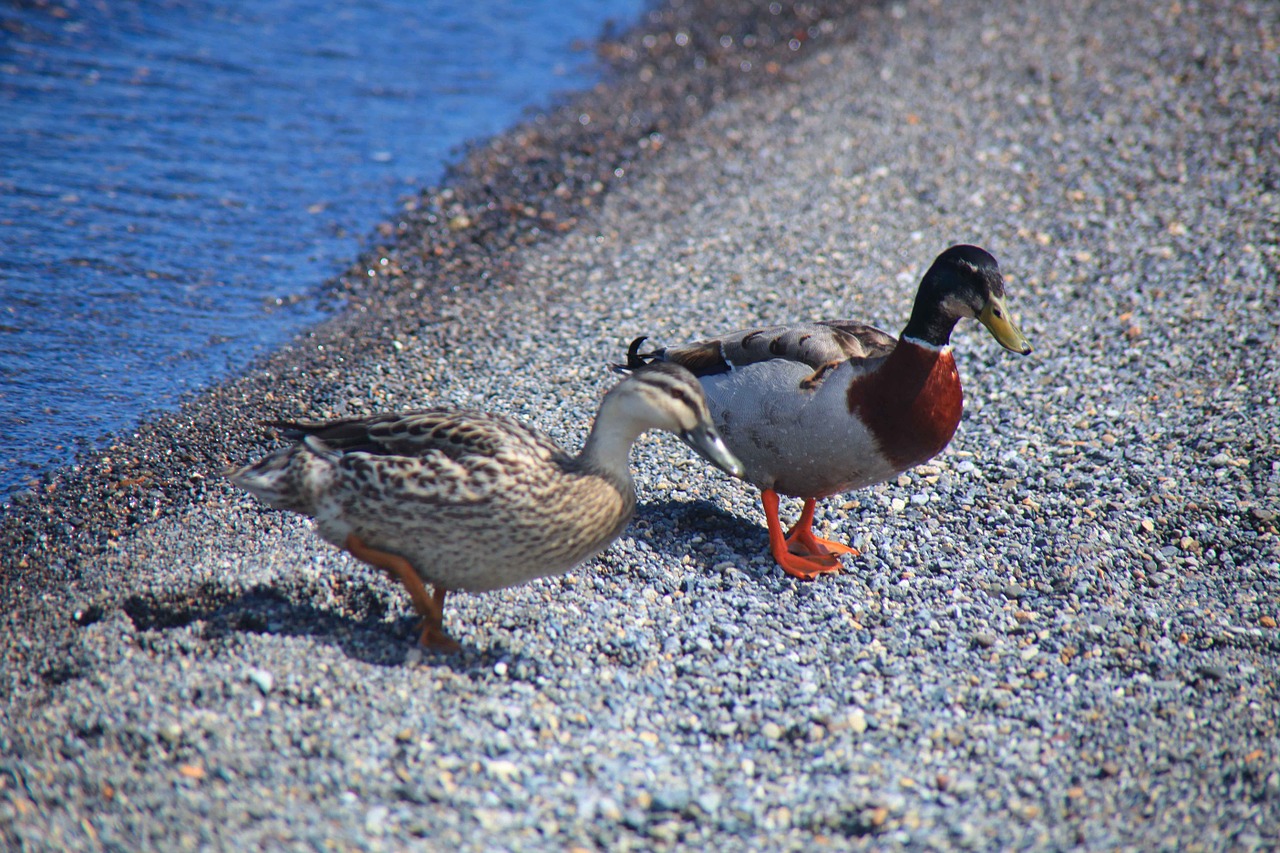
xmin=246 ymin=668 xmax=274 ymax=695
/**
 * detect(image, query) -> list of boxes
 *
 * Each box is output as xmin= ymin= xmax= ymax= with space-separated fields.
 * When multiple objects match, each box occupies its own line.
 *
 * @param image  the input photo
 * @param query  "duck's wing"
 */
xmin=271 ymin=409 xmax=560 ymax=465
xmin=262 ymin=409 xmax=569 ymax=508
xmin=815 ymin=321 xmax=898 ymax=359
xmin=653 ymin=321 xmax=897 ymax=377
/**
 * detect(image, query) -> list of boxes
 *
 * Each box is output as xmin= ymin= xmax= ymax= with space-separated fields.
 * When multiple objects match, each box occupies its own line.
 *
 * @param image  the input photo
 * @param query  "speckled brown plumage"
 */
xmin=227 ymin=362 xmax=742 ymax=649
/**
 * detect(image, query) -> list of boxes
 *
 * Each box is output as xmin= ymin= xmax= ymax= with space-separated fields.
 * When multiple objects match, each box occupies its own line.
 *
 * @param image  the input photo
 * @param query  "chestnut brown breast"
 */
xmin=846 ymin=341 xmax=963 ymax=471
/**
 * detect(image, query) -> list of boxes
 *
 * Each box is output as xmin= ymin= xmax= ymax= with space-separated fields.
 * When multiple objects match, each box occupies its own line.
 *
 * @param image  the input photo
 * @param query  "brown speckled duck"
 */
xmin=633 ymin=244 xmax=1032 ymax=580
xmin=227 ymin=362 xmax=743 ymax=650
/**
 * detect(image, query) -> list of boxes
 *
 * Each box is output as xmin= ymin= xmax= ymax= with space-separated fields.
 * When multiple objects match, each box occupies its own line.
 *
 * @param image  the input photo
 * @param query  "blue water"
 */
xmin=0 ymin=0 xmax=644 ymax=499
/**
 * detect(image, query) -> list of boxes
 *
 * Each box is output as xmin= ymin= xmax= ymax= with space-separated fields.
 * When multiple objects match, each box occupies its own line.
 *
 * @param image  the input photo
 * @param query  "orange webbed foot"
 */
xmin=416 ymin=587 xmax=460 ymax=653
xmin=783 ymin=498 xmax=859 ymax=558
xmin=789 ymin=535 xmax=858 ymax=558
xmin=762 ymin=490 xmax=849 ymax=581
xmin=418 ymin=620 xmax=461 ymax=653
xmin=785 ymin=527 xmax=858 ymax=558
xmin=773 ymin=546 xmax=841 ymax=581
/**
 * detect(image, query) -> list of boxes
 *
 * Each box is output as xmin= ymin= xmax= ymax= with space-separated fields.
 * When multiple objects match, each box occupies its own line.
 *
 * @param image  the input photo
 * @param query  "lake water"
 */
xmin=0 ymin=0 xmax=644 ymax=500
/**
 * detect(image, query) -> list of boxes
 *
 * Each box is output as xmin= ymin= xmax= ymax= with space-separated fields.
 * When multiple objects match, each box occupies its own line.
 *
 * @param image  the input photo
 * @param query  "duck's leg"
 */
xmin=761 ymin=489 xmax=840 ymax=580
xmin=343 ymin=533 xmax=460 ymax=652
xmin=428 ymin=587 xmax=450 ymax=649
xmin=783 ymin=498 xmax=858 ymax=558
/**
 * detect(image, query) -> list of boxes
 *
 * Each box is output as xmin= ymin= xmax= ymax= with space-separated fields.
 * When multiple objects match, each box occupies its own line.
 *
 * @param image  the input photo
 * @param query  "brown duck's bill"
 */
xmin=682 ymin=427 xmax=746 ymax=478
xmin=978 ymin=296 xmax=1033 ymax=354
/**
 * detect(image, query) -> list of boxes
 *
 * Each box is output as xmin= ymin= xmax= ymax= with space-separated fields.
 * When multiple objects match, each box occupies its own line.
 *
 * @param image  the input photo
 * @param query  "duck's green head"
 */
xmin=905 ymin=244 xmax=1032 ymax=354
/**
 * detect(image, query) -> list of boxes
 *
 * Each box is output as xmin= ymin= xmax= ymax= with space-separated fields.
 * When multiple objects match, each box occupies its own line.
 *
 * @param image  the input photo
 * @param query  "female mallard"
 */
xmin=227 ymin=362 xmax=743 ymax=650
xmin=633 ymin=244 xmax=1032 ymax=580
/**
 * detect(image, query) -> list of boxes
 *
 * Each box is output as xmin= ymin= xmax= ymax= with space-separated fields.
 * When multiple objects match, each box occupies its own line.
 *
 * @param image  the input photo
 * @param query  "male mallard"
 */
xmin=633 ymin=244 xmax=1032 ymax=580
xmin=227 ymin=362 xmax=743 ymax=650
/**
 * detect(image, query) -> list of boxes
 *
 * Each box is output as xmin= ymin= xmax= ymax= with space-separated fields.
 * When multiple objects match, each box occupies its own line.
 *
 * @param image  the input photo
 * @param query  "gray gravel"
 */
xmin=3 ymin=0 xmax=1279 ymax=849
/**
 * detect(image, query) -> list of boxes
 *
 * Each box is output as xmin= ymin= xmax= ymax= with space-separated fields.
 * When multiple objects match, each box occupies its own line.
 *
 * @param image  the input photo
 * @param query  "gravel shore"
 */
xmin=3 ymin=0 xmax=1277 ymax=849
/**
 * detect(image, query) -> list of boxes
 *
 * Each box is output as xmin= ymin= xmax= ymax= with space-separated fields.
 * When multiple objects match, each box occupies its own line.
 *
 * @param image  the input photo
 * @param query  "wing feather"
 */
xmin=267 ymin=410 xmax=566 ymax=506
xmin=660 ymin=321 xmax=897 ymax=375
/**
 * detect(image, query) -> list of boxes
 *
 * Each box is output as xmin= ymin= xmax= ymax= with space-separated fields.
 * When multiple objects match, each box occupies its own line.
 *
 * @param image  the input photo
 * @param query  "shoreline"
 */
xmin=0 ymin=0 xmax=857 ymax=609
xmin=3 ymin=0 xmax=1278 ymax=848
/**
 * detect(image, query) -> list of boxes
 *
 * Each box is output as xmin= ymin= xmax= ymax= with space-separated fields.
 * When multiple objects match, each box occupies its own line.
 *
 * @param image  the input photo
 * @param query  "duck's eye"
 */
xmin=992 ymin=307 xmax=1004 ymax=319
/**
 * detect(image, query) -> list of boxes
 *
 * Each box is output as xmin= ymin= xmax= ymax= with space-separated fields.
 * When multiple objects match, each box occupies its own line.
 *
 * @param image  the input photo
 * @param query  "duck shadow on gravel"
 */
xmin=636 ymin=498 xmax=880 ymax=594
xmin=638 ymin=498 xmax=759 ymax=543
xmin=80 ymin=582 xmax=525 ymax=672
xmin=635 ymin=498 xmax=793 ymax=583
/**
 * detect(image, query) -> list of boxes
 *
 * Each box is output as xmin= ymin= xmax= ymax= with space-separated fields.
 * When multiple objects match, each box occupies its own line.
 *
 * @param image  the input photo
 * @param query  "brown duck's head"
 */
xmin=600 ymin=361 xmax=745 ymax=478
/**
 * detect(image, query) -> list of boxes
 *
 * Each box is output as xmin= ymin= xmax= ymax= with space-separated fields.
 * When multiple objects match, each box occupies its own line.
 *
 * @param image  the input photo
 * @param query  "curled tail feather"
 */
xmin=610 ymin=335 xmax=665 ymax=374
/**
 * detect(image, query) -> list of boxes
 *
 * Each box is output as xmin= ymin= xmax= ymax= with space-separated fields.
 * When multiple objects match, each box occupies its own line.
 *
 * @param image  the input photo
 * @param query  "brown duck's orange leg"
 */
xmin=428 ymin=587 xmax=451 ymax=649
xmin=761 ymin=489 xmax=840 ymax=581
xmin=343 ymin=533 xmax=460 ymax=652
xmin=784 ymin=498 xmax=858 ymax=558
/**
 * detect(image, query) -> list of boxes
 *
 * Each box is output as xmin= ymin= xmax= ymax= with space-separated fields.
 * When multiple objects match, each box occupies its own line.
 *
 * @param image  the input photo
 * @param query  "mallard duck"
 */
xmin=632 ymin=244 xmax=1032 ymax=580
xmin=227 ymin=362 xmax=743 ymax=650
